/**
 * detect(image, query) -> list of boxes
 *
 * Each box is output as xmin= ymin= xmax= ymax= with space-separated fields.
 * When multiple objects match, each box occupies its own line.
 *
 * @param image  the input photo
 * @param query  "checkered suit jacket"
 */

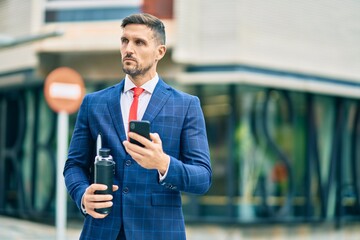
xmin=64 ymin=78 xmax=212 ymax=240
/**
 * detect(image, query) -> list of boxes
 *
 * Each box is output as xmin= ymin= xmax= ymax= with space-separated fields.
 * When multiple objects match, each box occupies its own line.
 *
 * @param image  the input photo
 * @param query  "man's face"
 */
xmin=120 ymin=24 xmax=164 ymax=78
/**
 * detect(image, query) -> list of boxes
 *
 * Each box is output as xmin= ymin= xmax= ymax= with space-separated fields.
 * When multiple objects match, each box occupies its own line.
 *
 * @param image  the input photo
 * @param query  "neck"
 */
xmin=128 ymin=71 xmax=157 ymax=87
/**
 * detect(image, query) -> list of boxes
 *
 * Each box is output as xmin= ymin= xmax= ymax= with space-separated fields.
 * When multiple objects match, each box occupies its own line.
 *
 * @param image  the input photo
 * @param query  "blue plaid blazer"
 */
xmin=64 ymin=78 xmax=212 ymax=240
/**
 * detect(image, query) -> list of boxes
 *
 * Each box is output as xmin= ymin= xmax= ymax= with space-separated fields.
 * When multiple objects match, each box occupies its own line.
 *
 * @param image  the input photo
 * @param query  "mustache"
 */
xmin=123 ymin=54 xmax=136 ymax=62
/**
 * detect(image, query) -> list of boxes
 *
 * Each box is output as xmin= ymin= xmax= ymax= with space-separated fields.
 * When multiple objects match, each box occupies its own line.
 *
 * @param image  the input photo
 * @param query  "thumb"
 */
xmin=150 ymin=133 xmax=161 ymax=144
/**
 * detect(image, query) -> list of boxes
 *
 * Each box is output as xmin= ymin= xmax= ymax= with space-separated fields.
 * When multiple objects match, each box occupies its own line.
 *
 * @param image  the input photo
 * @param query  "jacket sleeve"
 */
xmin=63 ymin=95 xmax=94 ymax=211
xmin=159 ymin=96 xmax=212 ymax=194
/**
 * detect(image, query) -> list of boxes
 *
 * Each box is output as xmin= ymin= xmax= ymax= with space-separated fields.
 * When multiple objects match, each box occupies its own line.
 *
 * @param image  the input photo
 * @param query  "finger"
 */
xmin=85 ymin=198 xmax=113 ymax=210
xmin=87 ymin=208 xmax=113 ymax=219
xmin=86 ymin=209 xmax=108 ymax=219
xmin=86 ymin=184 xmax=108 ymax=194
xmin=124 ymin=140 xmax=148 ymax=155
xmin=128 ymin=132 xmax=150 ymax=147
xmin=123 ymin=139 xmax=140 ymax=150
xmin=150 ymin=133 xmax=161 ymax=144
xmin=112 ymin=185 xmax=119 ymax=192
xmin=89 ymin=194 xmax=113 ymax=202
xmin=123 ymin=140 xmax=129 ymax=150
xmin=92 ymin=201 xmax=114 ymax=210
xmin=123 ymin=140 xmax=134 ymax=153
xmin=84 ymin=193 xmax=113 ymax=207
xmin=85 ymin=199 xmax=113 ymax=218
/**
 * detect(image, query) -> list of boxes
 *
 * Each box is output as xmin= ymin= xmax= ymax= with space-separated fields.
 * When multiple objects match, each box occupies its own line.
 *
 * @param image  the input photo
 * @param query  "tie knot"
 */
xmin=132 ymin=87 xmax=144 ymax=98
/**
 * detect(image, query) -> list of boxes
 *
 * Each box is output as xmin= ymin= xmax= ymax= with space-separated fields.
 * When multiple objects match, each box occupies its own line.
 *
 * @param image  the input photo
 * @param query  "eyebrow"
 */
xmin=121 ymin=34 xmax=149 ymax=41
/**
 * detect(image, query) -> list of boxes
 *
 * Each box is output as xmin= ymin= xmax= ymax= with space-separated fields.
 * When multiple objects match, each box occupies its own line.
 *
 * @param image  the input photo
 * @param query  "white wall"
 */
xmin=174 ymin=0 xmax=360 ymax=82
xmin=0 ymin=0 xmax=41 ymax=73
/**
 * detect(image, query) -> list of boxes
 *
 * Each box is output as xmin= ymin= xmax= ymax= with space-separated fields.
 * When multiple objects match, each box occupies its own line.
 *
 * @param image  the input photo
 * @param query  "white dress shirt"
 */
xmin=121 ymin=74 xmax=159 ymax=135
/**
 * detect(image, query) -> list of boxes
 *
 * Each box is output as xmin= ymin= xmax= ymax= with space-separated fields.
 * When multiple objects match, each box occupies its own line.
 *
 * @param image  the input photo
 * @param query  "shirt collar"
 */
xmin=124 ymin=74 xmax=159 ymax=94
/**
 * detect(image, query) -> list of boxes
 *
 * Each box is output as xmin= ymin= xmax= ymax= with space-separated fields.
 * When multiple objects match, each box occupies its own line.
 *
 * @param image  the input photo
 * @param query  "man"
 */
xmin=64 ymin=13 xmax=212 ymax=240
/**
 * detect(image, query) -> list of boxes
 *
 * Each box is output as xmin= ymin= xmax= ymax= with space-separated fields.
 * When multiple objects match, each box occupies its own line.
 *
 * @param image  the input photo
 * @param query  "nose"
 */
xmin=123 ymin=42 xmax=134 ymax=55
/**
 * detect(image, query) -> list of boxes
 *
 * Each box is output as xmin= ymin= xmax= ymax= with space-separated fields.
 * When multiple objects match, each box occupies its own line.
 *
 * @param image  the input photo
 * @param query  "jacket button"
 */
xmin=123 ymin=187 xmax=129 ymax=194
xmin=125 ymin=160 xmax=132 ymax=166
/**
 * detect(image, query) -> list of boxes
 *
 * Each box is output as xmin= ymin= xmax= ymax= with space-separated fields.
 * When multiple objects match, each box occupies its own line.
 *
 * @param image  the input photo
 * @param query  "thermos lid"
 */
xmin=99 ymin=148 xmax=110 ymax=157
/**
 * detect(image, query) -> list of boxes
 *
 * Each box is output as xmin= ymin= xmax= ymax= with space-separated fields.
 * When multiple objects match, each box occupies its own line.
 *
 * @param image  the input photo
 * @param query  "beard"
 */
xmin=122 ymin=62 xmax=153 ymax=78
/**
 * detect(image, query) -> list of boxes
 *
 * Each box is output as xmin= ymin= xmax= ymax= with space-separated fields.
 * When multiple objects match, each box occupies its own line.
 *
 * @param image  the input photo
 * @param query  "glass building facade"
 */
xmin=1 ymin=76 xmax=359 ymax=226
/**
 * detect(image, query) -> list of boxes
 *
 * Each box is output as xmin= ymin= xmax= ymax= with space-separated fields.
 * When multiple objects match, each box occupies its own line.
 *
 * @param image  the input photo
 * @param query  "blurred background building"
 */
xmin=0 ymin=0 xmax=360 ymax=234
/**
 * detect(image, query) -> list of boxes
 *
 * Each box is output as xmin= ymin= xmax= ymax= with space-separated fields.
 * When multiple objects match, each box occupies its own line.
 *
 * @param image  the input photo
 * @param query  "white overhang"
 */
xmin=35 ymin=20 xmax=175 ymax=53
xmin=176 ymin=70 xmax=360 ymax=99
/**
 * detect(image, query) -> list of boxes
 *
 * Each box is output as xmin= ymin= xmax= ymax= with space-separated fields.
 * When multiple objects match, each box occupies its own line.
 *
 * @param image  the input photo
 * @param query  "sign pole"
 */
xmin=44 ymin=67 xmax=85 ymax=240
xmin=56 ymin=111 xmax=68 ymax=240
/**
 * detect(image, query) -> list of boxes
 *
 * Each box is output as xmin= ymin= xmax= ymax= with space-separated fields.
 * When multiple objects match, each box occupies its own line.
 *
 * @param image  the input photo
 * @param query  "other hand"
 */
xmin=123 ymin=132 xmax=169 ymax=174
xmin=82 ymin=184 xmax=119 ymax=218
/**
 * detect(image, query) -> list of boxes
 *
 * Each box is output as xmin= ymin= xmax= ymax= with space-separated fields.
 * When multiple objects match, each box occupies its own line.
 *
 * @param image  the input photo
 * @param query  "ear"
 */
xmin=156 ymin=45 xmax=167 ymax=61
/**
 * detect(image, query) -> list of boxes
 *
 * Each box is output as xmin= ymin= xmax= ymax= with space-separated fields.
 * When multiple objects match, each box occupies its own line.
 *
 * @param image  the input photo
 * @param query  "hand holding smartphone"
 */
xmin=129 ymin=120 xmax=150 ymax=147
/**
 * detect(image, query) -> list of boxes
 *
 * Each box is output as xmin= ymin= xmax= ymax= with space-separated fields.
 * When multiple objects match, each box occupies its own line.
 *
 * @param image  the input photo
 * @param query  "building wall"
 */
xmin=0 ymin=0 xmax=39 ymax=73
xmin=174 ymin=0 xmax=360 ymax=82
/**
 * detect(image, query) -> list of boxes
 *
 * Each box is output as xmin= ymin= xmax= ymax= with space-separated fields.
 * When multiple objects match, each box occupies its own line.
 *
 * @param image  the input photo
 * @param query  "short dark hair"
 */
xmin=121 ymin=13 xmax=166 ymax=45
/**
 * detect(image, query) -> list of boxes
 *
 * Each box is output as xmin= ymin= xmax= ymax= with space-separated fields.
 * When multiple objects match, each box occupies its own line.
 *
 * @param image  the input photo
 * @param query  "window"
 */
xmin=45 ymin=0 xmax=141 ymax=22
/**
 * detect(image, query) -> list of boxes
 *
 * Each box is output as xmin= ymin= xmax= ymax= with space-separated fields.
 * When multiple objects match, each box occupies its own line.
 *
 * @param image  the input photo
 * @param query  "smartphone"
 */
xmin=129 ymin=120 xmax=150 ymax=147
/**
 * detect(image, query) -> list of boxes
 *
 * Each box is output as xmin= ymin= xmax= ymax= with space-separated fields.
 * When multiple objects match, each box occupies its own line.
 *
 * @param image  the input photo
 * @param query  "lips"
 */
xmin=123 ymin=58 xmax=136 ymax=63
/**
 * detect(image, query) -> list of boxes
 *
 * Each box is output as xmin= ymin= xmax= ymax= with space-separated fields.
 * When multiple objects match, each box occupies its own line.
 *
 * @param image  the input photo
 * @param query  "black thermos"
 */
xmin=94 ymin=148 xmax=115 ymax=214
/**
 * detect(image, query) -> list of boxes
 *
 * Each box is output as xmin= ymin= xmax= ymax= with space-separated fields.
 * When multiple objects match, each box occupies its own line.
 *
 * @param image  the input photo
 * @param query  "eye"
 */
xmin=135 ymin=40 xmax=145 ymax=46
xmin=121 ymin=38 xmax=129 ymax=44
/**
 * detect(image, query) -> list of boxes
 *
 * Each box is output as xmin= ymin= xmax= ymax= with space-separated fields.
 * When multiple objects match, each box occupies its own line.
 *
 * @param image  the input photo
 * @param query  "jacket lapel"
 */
xmin=142 ymin=79 xmax=172 ymax=122
xmin=106 ymin=79 xmax=172 ymax=141
xmin=107 ymin=81 xmax=127 ymax=142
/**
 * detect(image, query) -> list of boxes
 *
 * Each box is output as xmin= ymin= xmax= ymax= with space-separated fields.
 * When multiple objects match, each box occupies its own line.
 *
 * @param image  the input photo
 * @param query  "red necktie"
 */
xmin=128 ymin=87 xmax=144 ymax=122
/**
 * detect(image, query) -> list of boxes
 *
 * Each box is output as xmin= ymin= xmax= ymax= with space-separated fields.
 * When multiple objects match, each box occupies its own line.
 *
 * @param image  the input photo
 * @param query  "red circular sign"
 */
xmin=44 ymin=67 xmax=85 ymax=114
